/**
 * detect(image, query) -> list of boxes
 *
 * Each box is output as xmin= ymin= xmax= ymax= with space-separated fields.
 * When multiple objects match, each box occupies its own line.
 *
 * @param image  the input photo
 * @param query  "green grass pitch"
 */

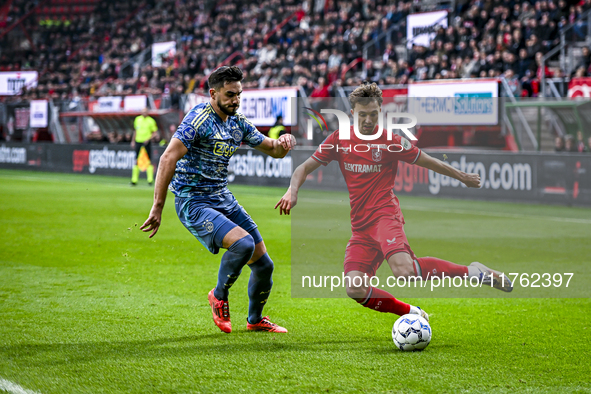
xmin=0 ymin=169 xmax=590 ymax=394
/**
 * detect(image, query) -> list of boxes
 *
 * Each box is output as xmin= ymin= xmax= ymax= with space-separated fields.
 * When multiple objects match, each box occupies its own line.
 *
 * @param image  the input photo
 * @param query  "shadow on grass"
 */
xmin=0 ymin=334 xmax=385 ymax=367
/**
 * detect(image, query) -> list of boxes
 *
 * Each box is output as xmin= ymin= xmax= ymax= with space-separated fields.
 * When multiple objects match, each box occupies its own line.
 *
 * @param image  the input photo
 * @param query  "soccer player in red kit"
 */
xmin=275 ymin=82 xmax=512 ymax=321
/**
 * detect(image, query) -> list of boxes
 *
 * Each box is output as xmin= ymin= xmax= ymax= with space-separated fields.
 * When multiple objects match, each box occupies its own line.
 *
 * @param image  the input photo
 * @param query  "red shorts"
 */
xmin=344 ymin=213 xmax=416 ymax=277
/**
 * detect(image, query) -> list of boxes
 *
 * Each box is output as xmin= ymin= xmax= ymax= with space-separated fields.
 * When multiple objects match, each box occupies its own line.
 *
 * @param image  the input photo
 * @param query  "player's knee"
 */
xmin=251 ymin=253 xmax=274 ymax=277
xmin=345 ymin=283 xmax=369 ymax=300
xmin=388 ymin=254 xmax=415 ymax=278
xmin=390 ymin=264 xmax=415 ymax=278
xmin=251 ymin=242 xmax=268 ymax=262
xmin=229 ymin=234 xmax=255 ymax=259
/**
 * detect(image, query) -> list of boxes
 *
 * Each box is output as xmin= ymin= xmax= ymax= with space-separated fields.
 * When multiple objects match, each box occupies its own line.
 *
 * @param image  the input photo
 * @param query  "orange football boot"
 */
xmin=246 ymin=316 xmax=288 ymax=333
xmin=208 ymin=289 xmax=232 ymax=333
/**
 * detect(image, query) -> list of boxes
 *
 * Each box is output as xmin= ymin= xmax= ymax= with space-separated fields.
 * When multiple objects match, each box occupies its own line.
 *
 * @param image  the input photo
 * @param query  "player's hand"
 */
xmin=131 ymin=141 xmax=136 ymax=148
xmin=462 ymin=172 xmax=481 ymax=188
xmin=278 ymin=134 xmax=296 ymax=151
xmin=140 ymin=207 xmax=162 ymax=238
xmin=274 ymin=187 xmax=297 ymax=215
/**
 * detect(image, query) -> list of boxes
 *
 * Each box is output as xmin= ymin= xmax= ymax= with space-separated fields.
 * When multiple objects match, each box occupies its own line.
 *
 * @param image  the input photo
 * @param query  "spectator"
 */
xmin=576 ymin=131 xmax=588 ymax=153
xmin=0 ymin=0 xmax=581 ymax=98
xmin=310 ymin=77 xmax=329 ymax=97
xmin=577 ymin=47 xmax=591 ymax=71
xmin=516 ymin=48 xmax=534 ymax=78
xmin=564 ymin=135 xmax=576 ymax=152
xmin=554 ymin=136 xmax=565 ymax=152
xmin=503 ymin=69 xmax=522 ymax=96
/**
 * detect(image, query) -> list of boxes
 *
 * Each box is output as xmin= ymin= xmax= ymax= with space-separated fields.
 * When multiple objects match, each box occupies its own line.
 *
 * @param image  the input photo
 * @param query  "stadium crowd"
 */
xmin=1 ymin=0 xmax=591 ymax=100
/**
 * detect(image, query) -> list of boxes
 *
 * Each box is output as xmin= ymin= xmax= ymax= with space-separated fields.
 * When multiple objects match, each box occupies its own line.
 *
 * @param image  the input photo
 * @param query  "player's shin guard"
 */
xmin=147 ymin=165 xmax=154 ymax=184
xmin=358 ymin=287 xmax=411 ymax=316
xmin=247 ymin=253 xmax=273 ymax=325
xmin=213 ymin=235 xmax=255 ymax=301
xmin=131 ymin=165 xmax=140 ymax=184
xmin=414 ymin=257 xmax=468 ymax=279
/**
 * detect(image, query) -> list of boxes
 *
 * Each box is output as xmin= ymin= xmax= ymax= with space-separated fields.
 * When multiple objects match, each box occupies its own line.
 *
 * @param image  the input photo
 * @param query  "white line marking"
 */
xmin=0 ymin=378 xmax=42 ymax=394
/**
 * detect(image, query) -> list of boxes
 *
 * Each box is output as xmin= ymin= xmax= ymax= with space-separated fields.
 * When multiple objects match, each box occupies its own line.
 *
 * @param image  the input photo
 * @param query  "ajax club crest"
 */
xmin=204 ymin=220 xmax=214 ymax=233
xmin=232 ymin=129 xmax=242 ymax=143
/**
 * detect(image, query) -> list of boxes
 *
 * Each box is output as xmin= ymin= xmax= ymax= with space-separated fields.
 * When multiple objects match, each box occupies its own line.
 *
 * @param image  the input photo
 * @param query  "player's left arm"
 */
xmin=414 ymin=151 xmax=481 ymax=188
xmin=254 ymin=135 xmax=297 ymax=158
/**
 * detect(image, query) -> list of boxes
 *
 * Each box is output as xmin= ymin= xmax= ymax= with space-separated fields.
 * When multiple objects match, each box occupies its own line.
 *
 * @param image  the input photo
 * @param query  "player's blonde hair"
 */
xmin=349 ymin=82 xmax=383 ymax=109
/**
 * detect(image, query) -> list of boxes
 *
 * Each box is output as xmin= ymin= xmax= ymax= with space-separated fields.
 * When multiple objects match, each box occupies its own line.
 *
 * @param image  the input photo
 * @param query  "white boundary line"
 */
xmin=0 ymin=378 xmax=42 ymax=394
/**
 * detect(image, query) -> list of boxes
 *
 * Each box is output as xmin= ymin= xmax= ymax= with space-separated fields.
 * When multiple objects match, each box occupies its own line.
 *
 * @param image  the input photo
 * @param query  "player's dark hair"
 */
xmin=349 ymin=82 xmax=383 ymax=109
xmin=208 ymin=66 xmax=244 ymax=90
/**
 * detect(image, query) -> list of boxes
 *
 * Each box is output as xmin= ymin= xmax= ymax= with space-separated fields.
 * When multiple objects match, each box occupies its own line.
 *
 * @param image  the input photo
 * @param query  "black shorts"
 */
xmin=135 ymin=141 xmax=152 ymax=160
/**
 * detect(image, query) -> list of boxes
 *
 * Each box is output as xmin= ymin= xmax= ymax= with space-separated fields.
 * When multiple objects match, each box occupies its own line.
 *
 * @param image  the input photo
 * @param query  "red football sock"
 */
xmin=358 ymin=287 xmax=410 ymax=315
xmin=415 ymin=257 xmax=468 ymax=279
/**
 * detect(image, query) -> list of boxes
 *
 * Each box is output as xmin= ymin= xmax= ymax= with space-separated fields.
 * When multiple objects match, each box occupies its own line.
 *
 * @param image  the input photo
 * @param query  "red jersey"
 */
xmin=312 ymin=127 xmax=421 ymax=230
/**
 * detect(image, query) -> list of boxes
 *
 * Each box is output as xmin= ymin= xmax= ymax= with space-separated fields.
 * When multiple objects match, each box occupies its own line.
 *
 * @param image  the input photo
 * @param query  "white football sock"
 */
xmin=409 ymin=305 xmax=421 ymax=315
xmin=467 ymin=265 xmax=482 ymax=278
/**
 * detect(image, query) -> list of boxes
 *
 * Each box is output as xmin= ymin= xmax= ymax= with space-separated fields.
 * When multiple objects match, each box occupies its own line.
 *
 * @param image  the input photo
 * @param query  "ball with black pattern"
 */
xmin=392 ymin=314 xmax=431 ymax=351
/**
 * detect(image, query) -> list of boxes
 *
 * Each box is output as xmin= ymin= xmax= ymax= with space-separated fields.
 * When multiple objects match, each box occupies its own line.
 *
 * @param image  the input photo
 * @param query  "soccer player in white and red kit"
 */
xmin=276 ymin=83 xmax=512 ymax=321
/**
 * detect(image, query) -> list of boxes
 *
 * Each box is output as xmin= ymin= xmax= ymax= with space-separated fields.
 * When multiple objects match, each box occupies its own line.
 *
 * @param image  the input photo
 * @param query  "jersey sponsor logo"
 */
xmin=213 ymin=142 xmax=238 ymax=158
xmin=344 ymin=162 xmax=383 ymax=173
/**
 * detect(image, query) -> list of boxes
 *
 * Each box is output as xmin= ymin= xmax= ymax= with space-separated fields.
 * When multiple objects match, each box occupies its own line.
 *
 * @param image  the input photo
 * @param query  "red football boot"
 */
xmin=208 ymin=289 xmax=231 ymax=333
xmin=246 ymin=316 xmax=288 ymax=333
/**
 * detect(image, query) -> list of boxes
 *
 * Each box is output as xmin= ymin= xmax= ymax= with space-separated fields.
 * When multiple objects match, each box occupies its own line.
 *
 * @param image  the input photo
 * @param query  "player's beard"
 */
xmin=217 ymin=97 xmax=239 ymax=116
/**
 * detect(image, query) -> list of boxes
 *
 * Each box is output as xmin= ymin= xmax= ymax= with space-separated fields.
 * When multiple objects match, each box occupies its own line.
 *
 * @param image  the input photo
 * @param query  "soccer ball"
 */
xmin=392 ymin=314 xmax=432 ymax=351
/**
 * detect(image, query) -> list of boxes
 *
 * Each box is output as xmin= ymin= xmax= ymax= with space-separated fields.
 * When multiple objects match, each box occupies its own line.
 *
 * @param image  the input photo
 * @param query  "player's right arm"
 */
xmin=276 ymin=131 xmax=338 ymax=215
xmin=140 ymin=138 xmax=188 ymax=237
xmin=415 ymin=151 xmax=481 ymax=188
xmin=141 ymin=106 xmax=208 ymax=237
xmin=275 ymin=157 xmax=322 ymax=215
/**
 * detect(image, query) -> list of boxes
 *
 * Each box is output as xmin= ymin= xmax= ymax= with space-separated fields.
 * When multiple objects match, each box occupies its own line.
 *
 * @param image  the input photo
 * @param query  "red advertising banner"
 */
xmin=567 ymin=77 xmax=591 ymax=98
xmin=381 ymin=87 xmax=408 ymax=112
